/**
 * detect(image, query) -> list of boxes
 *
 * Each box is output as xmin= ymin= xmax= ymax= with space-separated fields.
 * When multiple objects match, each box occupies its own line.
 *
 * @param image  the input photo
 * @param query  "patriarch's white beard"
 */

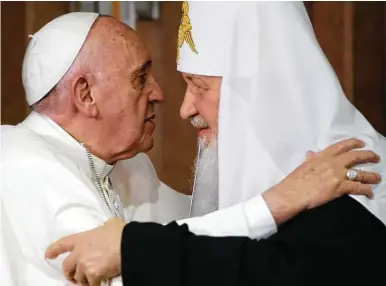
xmin=190 ymin=137 xmax=219 ymax=217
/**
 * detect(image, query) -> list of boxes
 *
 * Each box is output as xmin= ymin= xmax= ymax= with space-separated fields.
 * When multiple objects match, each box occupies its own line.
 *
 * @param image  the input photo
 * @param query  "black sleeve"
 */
xmin=121 ymin=196 xmax=386 ymax=286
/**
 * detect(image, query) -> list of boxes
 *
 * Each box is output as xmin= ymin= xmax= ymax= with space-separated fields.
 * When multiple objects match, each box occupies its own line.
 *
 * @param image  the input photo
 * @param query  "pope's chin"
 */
xmin=140 ymin=137 xmax=155 ymax=153
xmin=116 ymin=121 xmax=155 ymax=161
xmin=139 ymin=120 xmax=156 ymax=152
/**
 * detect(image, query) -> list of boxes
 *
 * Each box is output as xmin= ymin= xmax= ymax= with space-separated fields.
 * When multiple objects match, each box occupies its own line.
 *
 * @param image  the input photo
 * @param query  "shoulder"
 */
xmin=1 ymin=125 xmax=102 ymax=214
xmin=1 ymin=127 xmax=111 ymax=284
xmin=2 ymin=124 xmax=48 ymax=157
xmin=1 ymin=124 xmax=81 ymax=175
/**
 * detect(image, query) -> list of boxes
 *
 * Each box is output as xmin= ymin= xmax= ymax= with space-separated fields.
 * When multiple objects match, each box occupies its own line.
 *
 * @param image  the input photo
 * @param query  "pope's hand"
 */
xmin=263 ymin=138 xmax=381 ymax=224
xmin=45 ymin=217 xmax=126 ymax=286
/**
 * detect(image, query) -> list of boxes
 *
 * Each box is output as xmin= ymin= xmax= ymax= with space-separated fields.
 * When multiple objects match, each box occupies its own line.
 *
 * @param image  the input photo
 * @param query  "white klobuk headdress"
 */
xmin=177 ymin=1 xmax=386 ymax=225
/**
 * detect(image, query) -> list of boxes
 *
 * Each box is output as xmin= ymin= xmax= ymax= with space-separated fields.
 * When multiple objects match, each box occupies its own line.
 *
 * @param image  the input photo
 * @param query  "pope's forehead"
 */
xmin=87 ymin=19 xmax=150 ymax=70
xmin=121 ymin=34 xmax=151 ymax=70
xmin=93 ymin=18 xmax=145 ymax=49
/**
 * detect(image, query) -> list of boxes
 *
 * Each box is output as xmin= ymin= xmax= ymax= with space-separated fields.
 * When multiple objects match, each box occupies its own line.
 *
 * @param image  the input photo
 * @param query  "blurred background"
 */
xmin=1 ymin=1 xmax=386 ymax=195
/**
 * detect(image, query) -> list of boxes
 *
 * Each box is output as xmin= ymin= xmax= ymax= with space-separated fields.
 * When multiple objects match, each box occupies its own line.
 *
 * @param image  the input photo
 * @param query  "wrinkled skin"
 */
xmin=36 ymin=16 xmax=164 ymax=164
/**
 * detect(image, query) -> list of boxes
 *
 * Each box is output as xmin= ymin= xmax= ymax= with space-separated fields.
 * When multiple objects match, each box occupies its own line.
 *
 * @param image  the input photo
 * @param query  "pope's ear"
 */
xmin=72 ymin=76 xmax=98 ymax=117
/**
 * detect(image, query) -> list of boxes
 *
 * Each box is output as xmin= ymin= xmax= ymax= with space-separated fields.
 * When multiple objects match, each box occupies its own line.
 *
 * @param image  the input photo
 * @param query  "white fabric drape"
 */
xmin=218 ymin=2 xmax=386 ymax=225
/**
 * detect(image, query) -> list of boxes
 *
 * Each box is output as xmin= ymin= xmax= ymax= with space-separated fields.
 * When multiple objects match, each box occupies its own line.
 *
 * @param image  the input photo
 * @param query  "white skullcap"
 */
xmin=22 ymin=12 xmax=99 ymax=106
xmin=176 ymin=1 xmax=238 ymax=76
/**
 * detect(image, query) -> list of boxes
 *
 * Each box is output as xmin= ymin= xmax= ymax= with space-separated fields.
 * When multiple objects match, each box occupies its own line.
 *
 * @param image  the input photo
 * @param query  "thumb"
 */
xmin=45 ymin=235 xmax=77 ymax=259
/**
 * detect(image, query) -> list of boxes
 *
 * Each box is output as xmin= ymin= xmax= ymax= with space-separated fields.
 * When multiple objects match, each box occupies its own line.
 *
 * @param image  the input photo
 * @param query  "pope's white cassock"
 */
xmin=1 ymin=12 xmax=277 ymax=285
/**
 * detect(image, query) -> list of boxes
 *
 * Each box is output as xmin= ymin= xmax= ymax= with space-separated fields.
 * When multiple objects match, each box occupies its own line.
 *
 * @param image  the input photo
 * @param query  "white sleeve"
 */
xmin=176 ymin=195 xmax=277 ymax=239
xmin=1 ymin=158 xmax=123 ymax=286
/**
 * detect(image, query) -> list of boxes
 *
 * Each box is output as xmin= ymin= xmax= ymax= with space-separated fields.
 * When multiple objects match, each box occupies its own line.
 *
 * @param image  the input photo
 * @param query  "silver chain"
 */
xmin=80 ymin=143 xmax=119 ymax=217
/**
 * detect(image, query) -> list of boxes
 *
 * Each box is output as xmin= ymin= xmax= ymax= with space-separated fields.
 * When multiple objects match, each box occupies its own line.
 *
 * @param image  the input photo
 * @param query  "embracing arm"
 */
xmin=175 ymin=139 xmax=379 ymax=239
xmin=44 ymin=138 xmax=381 ymax=285
xmin=122 ymin=196 xmax=386 ymax=286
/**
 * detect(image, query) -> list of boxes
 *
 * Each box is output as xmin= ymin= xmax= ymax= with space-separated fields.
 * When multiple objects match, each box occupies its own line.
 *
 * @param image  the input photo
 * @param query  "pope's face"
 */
xmin=95 ymin=29 xmax=164 ymax=160
xmin=180 ymin=73 xmax=222 ymax=143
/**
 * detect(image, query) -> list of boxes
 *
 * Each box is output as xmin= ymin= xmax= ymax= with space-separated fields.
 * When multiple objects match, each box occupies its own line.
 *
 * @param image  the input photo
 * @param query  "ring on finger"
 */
xmin=346 ymin=169 xmax=358 ymax=181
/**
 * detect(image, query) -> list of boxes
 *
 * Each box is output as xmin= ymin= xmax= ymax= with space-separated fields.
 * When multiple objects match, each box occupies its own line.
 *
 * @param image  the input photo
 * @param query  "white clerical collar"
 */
xmin=21 ymin=111 xmax=114 ymax=179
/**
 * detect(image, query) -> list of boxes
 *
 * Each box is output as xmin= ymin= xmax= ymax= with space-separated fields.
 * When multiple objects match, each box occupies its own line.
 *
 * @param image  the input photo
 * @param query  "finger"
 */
xmin=62 ymin=253 xmax=78 ymax=282
xmin=87 ymin=273 xmax=104 ymax=286
xmin=340 ymin=150 xmax=380 ymax=168
xmin=320 ymin=138 xmax=365 ymax=156
xmin=350 ymin=169 xmax=382 ymax=184
xmin=340 ymin=181 xmax=374 ymax=198
xmin=74 ymin=264 xmax=89 ymax=286
xmin=45 ymin=235 xmax=78 ymax=259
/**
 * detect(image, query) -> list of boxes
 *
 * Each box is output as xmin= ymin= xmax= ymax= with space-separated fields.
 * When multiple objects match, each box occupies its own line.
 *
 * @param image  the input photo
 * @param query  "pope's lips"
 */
xmin=145 ymin=114 xmax=156 ymax=121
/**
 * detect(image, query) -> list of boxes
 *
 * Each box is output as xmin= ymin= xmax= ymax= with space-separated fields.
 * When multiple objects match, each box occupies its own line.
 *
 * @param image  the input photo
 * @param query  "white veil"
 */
xmin=218 ymin=2 xmax=386 ymax=225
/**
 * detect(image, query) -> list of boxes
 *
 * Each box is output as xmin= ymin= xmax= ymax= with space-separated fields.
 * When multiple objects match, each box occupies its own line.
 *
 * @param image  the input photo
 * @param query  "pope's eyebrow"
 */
xmin=133 ymin=60 xmax=152 ymax=76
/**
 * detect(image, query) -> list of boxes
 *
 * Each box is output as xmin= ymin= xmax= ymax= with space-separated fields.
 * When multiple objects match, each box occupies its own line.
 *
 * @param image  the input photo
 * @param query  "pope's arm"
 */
xmin=121 ymin=196 xmax=386 ymax=286
xmin=1 ymin=157 xmax=124 ymax=285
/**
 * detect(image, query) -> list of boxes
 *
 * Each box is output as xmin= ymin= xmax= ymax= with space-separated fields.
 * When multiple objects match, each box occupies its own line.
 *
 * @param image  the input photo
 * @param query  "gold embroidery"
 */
xmin=177 ymin=1 xmax=198 ymax=63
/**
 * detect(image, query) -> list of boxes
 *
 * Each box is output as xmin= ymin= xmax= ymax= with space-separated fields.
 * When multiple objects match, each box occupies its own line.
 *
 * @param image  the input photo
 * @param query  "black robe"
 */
xmin=121 ymin=196 xmax=386 ymax=286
